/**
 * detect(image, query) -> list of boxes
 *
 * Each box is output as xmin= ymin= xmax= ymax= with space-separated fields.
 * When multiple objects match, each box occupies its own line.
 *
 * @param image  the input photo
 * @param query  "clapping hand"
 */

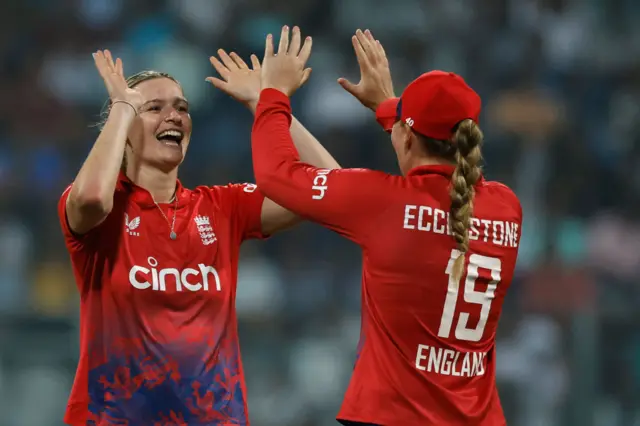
xmin=206 ymin=50 xmax=263 ymax=111
xmin=260 ymin=26 xmax=313 ymax=97
xmin=93 ymin=49 xmax=143 ymax=114
xmin=338 ymin=29 xmax=395 ymax=111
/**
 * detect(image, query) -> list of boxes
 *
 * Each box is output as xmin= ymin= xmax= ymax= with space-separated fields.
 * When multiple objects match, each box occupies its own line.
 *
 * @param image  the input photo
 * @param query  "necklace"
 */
xmin=153 ymin=193 xmax=178 ymax=240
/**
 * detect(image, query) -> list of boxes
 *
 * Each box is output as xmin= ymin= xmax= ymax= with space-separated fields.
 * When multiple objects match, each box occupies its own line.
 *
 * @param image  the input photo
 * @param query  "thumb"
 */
xmin=300 ymin=68 xmax=313 ymax=86
xmin=337 ymin=78 xmax=358 ymax=96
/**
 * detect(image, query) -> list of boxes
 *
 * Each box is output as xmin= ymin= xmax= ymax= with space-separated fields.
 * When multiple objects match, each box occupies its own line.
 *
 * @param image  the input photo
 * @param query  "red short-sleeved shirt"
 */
xmin=58 ymin=173 xmax=266 ymax=426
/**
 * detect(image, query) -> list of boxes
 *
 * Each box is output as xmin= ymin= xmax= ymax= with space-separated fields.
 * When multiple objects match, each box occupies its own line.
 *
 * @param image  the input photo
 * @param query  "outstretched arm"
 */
xmin=206 ymin=40 xmax=339 ymax=235
xmin=66 ymin=50 xmax=143 ymax=235
xmin=251 ymin=27 xmax=390 ymax=243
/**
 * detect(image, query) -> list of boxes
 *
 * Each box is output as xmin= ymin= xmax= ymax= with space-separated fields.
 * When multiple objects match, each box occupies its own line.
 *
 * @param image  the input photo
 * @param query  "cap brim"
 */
xmin=375 ymin=97 xmax=400 ymax=133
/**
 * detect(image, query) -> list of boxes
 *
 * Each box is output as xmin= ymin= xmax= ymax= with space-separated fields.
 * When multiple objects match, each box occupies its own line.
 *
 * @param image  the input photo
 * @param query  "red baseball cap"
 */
xmin=375 ymin=71 xmax=481 ymax=140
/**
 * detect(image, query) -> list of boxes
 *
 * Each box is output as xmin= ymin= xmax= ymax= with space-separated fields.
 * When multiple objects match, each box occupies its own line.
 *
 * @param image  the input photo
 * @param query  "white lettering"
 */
xmin=404 ymin=205 xmax=417 ymax=229
xmin=129 ymin=257 xmax=221 ymax=292
xmin=415 ymin=344 xmax=429 ymax=370
xmin=312 ymin=169 xmax=331 ymax=200
xmin=418 ymin=206 xmax=432 ymax=231
xmin=402 ymin=205 xmax=519 ymax=248
xmin=415 ymin=344 xmax=488 ymax=378
xmin=433 ymin=209 xmax=446 ymax=234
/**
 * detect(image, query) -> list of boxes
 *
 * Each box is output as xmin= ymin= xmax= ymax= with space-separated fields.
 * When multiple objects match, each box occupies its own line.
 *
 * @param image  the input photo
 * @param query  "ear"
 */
xmin=403 ymin=125 xmax=414 ymax=155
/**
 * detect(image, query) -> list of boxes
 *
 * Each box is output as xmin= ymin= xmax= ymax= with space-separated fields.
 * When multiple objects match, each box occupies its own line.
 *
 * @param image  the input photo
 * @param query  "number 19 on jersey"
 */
xmin=437 ymin=249 xmax=502 ymax=342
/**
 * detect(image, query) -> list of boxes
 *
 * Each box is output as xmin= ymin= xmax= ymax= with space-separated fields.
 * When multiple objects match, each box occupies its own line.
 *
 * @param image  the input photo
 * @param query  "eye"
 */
xmin=177 ymin=105 xmax=189 ymax=113
xmin=148 ymin=105 xmax=162 ymax=112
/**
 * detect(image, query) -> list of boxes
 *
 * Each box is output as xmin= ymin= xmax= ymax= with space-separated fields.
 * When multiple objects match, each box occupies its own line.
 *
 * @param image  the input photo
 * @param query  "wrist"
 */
xmin=111 ymin=100 xmax=138 ymax=117
xmin=247 ymin=99 xmax=258 ymax=114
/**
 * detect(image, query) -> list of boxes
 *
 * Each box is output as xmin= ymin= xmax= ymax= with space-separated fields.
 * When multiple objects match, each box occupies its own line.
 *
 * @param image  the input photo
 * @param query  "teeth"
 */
xmin=157 ymin=130 xmax=183 ymax=139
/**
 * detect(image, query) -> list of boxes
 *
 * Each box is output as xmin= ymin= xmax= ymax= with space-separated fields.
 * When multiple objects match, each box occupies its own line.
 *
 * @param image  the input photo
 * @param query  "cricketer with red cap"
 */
xmin=252 ymin=27 xmax=522 ymax=426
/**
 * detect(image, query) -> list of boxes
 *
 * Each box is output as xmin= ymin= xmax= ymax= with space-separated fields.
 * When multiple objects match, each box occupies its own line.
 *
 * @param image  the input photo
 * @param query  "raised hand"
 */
xmin=338 ymin=29 xmax=395 ymax=111
xmin=206 ymin=50 xmax=263 ymax=110
xmin=261 ymin=25 xmax=313 ymax=97
xmin=93 ymin=50 xmax=143 ymax=113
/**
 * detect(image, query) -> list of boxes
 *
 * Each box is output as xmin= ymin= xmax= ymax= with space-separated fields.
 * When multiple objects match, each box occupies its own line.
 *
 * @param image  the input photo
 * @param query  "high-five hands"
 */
xmin=338 ymin=29 xmax=395 ymax=111
xmin=260 ymin=26 xmax=313 ymax=97
xmin=93 ymin=49 xmax=143 ymax=114
xmin=206 ymin=50 xmax=263 ymax=110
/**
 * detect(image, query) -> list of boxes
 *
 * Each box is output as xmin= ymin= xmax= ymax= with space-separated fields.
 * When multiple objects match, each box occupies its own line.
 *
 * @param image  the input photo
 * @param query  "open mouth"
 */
xmin=156 ymin=129 xmax=184 ymax=146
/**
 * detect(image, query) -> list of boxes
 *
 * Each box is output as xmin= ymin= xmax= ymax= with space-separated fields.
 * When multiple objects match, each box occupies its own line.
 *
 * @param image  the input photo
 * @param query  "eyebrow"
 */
xmin=143 ymin=97 xmax=189 ymax=106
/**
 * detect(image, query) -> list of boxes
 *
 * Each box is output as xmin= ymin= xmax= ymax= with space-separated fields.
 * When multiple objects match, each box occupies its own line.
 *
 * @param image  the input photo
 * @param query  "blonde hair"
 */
xmin=448 ymin=119 xmax=484 ymax=282
xmin=418 ymin=119 xmax=484 ymax=284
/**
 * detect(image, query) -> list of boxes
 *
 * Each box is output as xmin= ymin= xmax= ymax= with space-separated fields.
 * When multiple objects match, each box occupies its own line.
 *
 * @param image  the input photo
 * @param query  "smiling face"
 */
xmin=125 ymin=76 xmax=192 ymax=172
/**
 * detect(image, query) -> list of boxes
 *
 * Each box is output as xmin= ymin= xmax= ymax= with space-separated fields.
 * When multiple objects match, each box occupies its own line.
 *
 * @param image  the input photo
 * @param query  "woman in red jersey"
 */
xmin=58 ymin=46 xmax=338 ymax=425
xmin=251 ymin=27 xmax=522 ymax=426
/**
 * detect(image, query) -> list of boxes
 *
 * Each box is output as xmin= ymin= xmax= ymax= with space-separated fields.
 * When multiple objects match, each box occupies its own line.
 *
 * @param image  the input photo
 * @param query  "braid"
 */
xmin=449 ymin=119 xmax=484 ymax=284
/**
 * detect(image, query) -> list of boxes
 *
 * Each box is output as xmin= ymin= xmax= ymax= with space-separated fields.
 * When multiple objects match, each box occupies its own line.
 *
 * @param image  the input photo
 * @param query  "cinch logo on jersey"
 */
xmin=415 ymin=344 xmax=487 ymax=377
xmin=403 ymin=205 xmax=519 ymax=248
xmin=129 ymin=256 xmax=221 ymax=292
xmin=311 ymin=169 xmax=331 ymax=200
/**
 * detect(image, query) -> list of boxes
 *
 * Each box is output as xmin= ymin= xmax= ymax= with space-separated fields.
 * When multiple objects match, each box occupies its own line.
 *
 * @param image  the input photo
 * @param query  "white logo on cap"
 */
xmin=406 ymin=117 xmax=414 ymax=127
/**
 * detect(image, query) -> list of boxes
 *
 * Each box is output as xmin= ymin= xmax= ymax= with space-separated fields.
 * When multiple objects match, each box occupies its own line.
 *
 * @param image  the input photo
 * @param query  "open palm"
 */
xmin=207 ymin=50 xmax=262 ymax=109
xmin=93 ymin=49 xmax=143 ymax=110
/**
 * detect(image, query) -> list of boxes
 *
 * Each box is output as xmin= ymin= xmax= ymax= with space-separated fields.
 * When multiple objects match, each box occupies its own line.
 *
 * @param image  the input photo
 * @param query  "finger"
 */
xmin=289 ymin=26 xmax=302 ymax=55
xmin=298 ymin=36 xmax=312 ymax=64
xmin=115 ymin=57 xmax=124 ymax=77
xmin=209 ymin=56 xmax=230 ymax=80
xmin=229 ymin=52 xmax=249 ymax=69
xmin=376 ymin=40 xmax=389 ymax=63
xmin=218 ymin=49 xmax=238 ymax=70
xmin=352 ymin=35 xmax=371 ymax=71
xmin=104 ymin=49 xmax=116 ymax=72
xmin=337 ymin=78 xmax=358 ymax=96
xmin=300 ymin=68 xmax=312 ymax=86
xmin=356 ymin=30 xmax=377 ymax=65
xmin=250 ymin=54 xmax=261 ymax=70
xmin=205 ymin=76 xmax=229 ymax=91
xmin=355 ymin=29 xmax=374 ymax=54
xmin=265 ymin=34 xmax=274 ymax=58
xmin=278 ymin=25 xmax=290 ymax=55
xmin=93 ymin=51 xmax=110 ymax=79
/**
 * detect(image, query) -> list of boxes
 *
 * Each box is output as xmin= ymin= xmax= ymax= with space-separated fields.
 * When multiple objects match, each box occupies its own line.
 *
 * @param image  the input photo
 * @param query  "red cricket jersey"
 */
xmin=58 ymin=172 xmax=266 ymax=426
xmin=252 ymin=89 xmax=522 ymax=426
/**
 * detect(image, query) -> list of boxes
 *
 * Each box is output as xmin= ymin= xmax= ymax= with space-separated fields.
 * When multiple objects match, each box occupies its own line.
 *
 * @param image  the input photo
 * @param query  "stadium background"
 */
xmin=1 ymin=0 xmax=639 ymax=425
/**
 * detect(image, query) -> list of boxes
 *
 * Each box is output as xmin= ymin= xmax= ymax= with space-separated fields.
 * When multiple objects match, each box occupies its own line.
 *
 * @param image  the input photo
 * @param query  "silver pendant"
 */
xmin=170 ymin=231 xmax=177 ymax=240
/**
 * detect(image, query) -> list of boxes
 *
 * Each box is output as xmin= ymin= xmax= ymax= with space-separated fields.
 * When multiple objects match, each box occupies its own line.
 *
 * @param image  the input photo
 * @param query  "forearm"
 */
xmin=250 ymin=101 xmax=340 ymax=169
xmin=289 ymin=117 xmax=340 ymax=169
xmin=70 ymin=103 xmax=135 ymax=211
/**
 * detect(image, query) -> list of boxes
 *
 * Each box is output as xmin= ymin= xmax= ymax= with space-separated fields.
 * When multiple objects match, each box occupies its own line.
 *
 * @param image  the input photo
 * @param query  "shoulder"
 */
xmin=478 ymin=179 xmax=522 ymax=218
xmin=191 ymin=183 xmax=260 ymax=199
xmin=190 ymin=183 xmax=264 ymax=211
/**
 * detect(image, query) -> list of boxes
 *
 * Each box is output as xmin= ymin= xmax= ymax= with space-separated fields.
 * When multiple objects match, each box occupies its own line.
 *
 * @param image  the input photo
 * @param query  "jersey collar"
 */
xmin=407 ymin=164 xmax=485 ymax=183
xmin=116 ymin=171 xmax=189 ymax=208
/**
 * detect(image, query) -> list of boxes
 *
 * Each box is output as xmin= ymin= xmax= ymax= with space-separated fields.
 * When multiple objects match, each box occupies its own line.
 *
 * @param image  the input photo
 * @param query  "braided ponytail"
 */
xmin=449 ymin=119 xmax=484 ymax=284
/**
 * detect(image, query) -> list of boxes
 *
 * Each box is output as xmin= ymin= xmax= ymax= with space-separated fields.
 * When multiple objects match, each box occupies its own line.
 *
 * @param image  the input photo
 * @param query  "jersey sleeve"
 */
xmin=224 ymin=183 xmax=268 ymax=241
xmin=251 ymin=89 xmax=392 ymax=244
xmin=58 ymin=184 xmax=97 ymax=252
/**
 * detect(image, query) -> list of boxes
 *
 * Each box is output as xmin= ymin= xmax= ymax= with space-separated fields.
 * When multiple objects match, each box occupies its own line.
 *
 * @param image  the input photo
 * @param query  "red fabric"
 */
xmin=375 ymin=71 xmax=481 ymax=140
xmin=58 ymin=175 xmax=266 ymax=425
xmin=252 ymin=88 xmax=521 ymax=425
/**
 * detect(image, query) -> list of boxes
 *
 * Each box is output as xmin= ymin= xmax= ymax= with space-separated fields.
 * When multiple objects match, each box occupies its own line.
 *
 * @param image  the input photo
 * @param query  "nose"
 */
xmin=165 ymin=108 xmax=182 ymax=125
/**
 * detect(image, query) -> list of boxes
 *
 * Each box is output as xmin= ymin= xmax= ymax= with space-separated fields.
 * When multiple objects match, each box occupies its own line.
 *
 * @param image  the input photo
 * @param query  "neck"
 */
xmin=126 ymin=163 xmax=178 ymax=203
xmin=403 ymin=155 xmax=454 ymax=175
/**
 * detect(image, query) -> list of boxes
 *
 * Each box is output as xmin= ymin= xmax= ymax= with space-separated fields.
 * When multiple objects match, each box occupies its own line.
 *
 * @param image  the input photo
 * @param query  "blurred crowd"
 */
xmin=0 ymin=0 xmax=639 ymax=425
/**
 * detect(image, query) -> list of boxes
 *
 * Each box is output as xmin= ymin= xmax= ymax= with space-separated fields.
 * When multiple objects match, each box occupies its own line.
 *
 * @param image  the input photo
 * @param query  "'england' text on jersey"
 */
xmin=403 ymin=204 xmax=519 ymax=248
xmin=415 ymin=344 xmax=487 ymax=377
